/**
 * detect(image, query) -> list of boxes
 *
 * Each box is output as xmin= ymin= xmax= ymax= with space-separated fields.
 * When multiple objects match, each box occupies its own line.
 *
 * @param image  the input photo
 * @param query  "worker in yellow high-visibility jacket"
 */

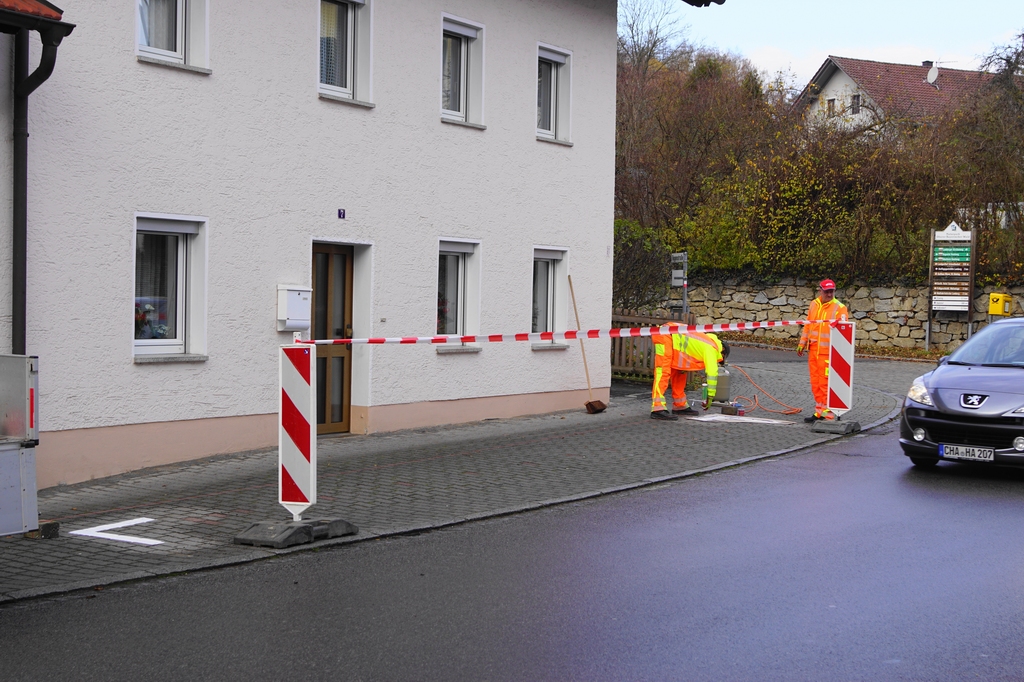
xmin=797 ymin=279 xmax=848 ymax=422
xmin=651 ymin=329 xmax=728 ymax=420
xmin=673 ymin=331 xmax=728 ymax=410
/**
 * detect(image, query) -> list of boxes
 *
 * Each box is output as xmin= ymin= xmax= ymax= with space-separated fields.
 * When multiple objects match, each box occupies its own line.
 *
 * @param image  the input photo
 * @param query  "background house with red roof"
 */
xmin=794 ymin=55 xmax=993 ymax=125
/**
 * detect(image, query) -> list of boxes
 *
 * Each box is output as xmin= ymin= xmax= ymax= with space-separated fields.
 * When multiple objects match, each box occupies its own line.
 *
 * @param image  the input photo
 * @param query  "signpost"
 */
xmin=927 ymin=222 xmax=975 ymax=350
xmin=670 ymin=252 xmax=689 ymax=316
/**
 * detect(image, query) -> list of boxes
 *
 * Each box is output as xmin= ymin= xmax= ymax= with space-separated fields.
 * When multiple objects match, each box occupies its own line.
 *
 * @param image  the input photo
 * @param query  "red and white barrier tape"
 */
xmin=297 ymin=319 xmax=809 ymax=345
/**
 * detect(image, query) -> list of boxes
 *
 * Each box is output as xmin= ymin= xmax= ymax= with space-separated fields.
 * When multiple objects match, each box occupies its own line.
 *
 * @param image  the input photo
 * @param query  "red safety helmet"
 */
xmin=819 ymin=279 xmax=836 ymax=291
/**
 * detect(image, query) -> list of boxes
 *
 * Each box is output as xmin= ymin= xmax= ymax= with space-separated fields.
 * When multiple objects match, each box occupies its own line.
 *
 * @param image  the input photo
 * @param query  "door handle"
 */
xmin=345 ymin=323 xmax=353 ymax=339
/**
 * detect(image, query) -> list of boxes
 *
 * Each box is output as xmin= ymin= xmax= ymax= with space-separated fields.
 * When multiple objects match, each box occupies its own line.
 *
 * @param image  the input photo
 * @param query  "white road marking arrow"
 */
xmin=69 ymin=517 xmax=164 ymax=546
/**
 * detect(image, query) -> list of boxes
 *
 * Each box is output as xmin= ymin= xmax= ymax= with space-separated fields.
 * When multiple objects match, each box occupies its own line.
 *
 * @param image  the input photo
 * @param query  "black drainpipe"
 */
xmin=12 ymin=24 xmax=71 ymax=356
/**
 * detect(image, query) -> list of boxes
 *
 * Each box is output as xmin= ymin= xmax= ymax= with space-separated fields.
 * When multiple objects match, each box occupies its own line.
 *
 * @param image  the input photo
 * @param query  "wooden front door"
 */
xmin=312 ymin=244 xmax=353 ymax=434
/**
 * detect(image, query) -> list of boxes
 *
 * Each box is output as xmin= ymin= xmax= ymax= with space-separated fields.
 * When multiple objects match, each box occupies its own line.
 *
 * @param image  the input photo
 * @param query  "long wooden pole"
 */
xmin=567 ymin=275 xmax=595 ymax=403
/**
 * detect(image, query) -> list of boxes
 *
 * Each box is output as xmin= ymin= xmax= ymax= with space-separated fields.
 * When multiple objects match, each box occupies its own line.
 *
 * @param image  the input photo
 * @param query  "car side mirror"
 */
xmin=937 ymin=356 xmax=949 ymax=366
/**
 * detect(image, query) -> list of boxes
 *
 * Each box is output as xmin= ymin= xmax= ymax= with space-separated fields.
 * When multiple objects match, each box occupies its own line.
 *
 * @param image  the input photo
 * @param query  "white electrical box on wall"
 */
xmin=277 ymin=285 xmax=312 ymax=332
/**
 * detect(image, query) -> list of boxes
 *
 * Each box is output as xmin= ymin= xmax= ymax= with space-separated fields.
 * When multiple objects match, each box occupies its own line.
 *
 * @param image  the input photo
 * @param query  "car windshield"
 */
xmin=947 ymin=323 xmax=1024 ymax=366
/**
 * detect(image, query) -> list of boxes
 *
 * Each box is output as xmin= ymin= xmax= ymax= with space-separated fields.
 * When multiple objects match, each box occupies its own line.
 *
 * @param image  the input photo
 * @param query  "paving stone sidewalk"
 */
xmin=0 ymin=359 xmax=928 ymax=602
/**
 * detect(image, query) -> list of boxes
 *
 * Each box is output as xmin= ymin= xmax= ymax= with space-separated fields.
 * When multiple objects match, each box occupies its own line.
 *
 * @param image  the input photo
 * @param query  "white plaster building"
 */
xmin=0 ymin=0 xmax=619 ymax=487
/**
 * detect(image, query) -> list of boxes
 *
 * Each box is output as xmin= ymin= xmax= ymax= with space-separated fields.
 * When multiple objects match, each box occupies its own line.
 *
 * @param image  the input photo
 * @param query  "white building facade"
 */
xmin=0 ymin=0 xmax=617 ymax=487
xmin=802 ymin=66 xmax=876 ymax=126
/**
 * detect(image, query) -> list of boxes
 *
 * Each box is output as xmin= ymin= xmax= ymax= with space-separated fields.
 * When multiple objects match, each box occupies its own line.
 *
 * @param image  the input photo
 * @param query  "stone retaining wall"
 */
xmin=673 ymin=279 xmax=1024 ymax=351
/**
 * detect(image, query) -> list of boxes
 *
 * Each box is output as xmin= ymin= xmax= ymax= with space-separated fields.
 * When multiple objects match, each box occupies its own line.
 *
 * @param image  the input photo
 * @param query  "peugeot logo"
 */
xmin=960 ymin=394 xmax=988 ymax=408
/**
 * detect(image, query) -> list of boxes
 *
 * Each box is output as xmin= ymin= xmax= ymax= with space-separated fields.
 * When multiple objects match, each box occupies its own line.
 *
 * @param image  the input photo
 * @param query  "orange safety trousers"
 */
xmin=651 ymin=335 xmax=690 ymax=412
xmin=807 ymin=349 xmax=834 ymax=419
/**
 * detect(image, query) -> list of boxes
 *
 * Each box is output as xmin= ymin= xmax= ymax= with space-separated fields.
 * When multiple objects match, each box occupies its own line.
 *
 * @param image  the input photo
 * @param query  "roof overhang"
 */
xmin=793 ymin=57 xmax=841 ymax=113
xmin=0 ymin=1 xmax=74 ymax=44
xmin=680 ymin=0 xmax=726 ymax=6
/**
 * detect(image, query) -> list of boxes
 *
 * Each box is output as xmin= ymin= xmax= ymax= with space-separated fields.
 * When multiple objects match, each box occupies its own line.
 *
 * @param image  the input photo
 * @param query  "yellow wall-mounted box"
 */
xmin=989 ymin=293 xmax=1013 ymax=316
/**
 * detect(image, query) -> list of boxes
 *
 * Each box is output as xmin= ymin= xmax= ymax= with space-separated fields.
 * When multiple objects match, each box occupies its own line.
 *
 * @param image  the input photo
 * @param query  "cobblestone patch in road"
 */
xmin=0 ymin=361 xmax=924 ymax=601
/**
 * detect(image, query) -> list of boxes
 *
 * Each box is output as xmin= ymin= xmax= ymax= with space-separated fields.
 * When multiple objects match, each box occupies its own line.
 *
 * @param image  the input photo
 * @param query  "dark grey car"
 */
xmin=900 ymin=318 xmax=1024 ymax=467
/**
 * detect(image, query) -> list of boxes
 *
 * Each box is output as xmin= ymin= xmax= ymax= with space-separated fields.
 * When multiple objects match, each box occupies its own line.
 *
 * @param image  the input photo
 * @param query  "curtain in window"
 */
xmin=437 ymin=254 xmax=461 ymax=334
xmin=138 ymin=0 xmax=177 ymax=52
xmin=135 ymin=233 xmax=178 ymax=340
xmin=537 ymin=60 xmax=554 ymax=131
xmin=442 ymin=34 xmax=462 ymax=112
xmin=532 ymin=260 xmax=551 ymax=333
xmin=320 ymin=1 xmax=348 ymax=88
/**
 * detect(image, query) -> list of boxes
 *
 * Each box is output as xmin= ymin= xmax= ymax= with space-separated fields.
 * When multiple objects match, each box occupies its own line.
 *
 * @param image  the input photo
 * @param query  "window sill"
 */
xmin=137 ymin=55 xmax=212 ymax=75
xmin=134 ymin=354 xmax=209 ymax=364
xmin=318 ymin=92 xmax=376 ymax=109
xmin=436 ymin=345 xmax=482 ymax=354
xmin=531 ymin=343 xmax=570 ymax=351
xmin=442 ymin=118 xmax=487 ymax=131
xmin=537 ymin=136 xmax=573 ymax=147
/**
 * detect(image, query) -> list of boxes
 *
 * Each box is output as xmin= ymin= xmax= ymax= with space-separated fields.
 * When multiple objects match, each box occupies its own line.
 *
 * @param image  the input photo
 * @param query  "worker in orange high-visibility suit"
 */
xmin=651 ymin=326 xmax=687 ymax=421
xmin=651 ymin=329 xmax=728 ymax=420
xmin=797 ymin=279 xmax=848 ymax=422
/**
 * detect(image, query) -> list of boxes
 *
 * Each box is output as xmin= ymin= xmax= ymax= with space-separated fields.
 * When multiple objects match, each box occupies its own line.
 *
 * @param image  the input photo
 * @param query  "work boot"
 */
xmin=673 ymin=406 xmax=699 ymax=416
xmin=651 ymin=410 xmax=679 ymax=421
xmin=803 ymin=413 xmax=823 ymax=423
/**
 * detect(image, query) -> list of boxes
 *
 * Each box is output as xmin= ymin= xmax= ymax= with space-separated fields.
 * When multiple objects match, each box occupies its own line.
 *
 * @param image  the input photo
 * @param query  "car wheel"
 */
xmin=909 ymin=457 xmax=938 ymax=468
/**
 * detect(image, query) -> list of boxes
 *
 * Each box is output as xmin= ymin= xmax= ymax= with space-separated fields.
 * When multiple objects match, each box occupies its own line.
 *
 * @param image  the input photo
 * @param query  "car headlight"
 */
xmin=907 ymin=377 xmax=933 ymax=406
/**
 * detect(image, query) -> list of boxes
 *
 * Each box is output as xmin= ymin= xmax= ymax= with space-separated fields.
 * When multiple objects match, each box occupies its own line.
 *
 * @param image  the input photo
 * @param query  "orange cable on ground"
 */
xmin=728 ymin=364 xmax=803 ymax=416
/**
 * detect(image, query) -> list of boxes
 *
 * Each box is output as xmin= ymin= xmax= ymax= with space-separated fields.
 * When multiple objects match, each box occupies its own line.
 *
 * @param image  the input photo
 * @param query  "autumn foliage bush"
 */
xmin=614 ymin=12 xmax=1024 ymax=310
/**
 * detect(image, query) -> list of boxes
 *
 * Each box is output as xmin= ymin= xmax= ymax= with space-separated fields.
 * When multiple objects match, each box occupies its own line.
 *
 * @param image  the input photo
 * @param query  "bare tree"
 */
xmin=616 ymin=0 xmax=688 ymax=228
xmin=617 ymin=0 xmax=682 ymax=75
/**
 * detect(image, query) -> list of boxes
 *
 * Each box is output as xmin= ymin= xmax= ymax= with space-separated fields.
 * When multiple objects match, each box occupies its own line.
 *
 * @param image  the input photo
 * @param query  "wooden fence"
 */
xmin=610 ymin=309 xmax=695 ymax=377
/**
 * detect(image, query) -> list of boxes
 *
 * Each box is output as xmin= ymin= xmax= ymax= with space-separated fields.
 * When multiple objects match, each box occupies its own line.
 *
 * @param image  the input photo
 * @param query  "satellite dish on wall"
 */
xmin=927 ymin=65 xmax=939 ymax=84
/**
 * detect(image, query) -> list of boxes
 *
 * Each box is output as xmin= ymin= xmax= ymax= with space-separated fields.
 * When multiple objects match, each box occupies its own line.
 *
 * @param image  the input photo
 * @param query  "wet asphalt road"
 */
xmin=4 ymin=417 xmax=1024 ymax=681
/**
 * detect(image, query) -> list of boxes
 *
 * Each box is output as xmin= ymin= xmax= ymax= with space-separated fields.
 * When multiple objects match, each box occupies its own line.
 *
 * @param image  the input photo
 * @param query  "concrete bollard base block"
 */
xmin=233 ymin=518 xmax=358 ymax=549
xmin=811 ymin=420 xmax=861 ymax=435
xmin=22 ymin=521 xmax=59 ymax=540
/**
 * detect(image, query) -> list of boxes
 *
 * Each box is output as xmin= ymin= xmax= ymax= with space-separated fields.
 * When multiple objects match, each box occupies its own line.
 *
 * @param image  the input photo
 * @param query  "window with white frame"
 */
xmin=441 ymin=16 xmax=483 ymax=125
xmin=320 ymin=1 xmax=354 ymax=95
xmin=532 ymin=261 xmax=553 ymax=333
xmin=319 ymin=0 xmax=371 ymax=102
xmin=851 ymin=94 xmax=861 ymax=115
xmin=437 ymin=240 xmax=479 ymax=336
xmin=136 ymin=231 xmax=184 ymax=351
xmin=441 ymin=32 xmax=466 ymax=119
xmin=437 ymin=252 xmax=465 ymax=335
xmin=532 ymin=248 xmax=565 ymax=334
xmin=134 ymin=216 xmax=207 ymax=357
xmin=136 ymin=0 xmax=209 ymax=69
xmin=537 ymin=46 xmax=571 ymax=141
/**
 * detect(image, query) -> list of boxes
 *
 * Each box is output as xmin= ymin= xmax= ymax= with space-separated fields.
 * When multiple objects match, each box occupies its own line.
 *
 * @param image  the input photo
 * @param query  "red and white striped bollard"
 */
xmin=279 ymin=345 xmax=316 ymax=522
xmin=826 ymin=321 xmax=855 ymax=417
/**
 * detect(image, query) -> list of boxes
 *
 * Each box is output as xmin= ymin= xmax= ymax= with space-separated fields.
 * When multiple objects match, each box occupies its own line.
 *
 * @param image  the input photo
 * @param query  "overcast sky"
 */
xmin=665 ymin=0 xmax=1020 ymax=88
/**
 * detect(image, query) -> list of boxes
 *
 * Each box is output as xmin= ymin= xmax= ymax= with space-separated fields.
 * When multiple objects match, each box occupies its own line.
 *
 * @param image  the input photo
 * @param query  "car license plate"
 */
xmin=939 ymin=444 xmax=995 ymax=462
